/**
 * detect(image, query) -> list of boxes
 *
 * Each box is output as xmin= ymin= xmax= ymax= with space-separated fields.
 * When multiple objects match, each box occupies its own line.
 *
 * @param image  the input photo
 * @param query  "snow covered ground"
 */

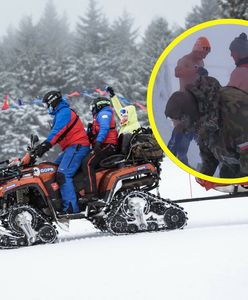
xmin=1 ymin=159 xmax=248 ymax=300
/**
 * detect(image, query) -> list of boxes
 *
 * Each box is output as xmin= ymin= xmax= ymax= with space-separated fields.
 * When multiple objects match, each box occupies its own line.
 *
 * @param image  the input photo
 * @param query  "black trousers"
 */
xmin=82 ymin=144 xmax=118 ymax=195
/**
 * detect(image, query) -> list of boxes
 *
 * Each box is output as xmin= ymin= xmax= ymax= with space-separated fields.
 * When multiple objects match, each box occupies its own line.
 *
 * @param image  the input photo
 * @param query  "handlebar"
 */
xmin=0 ymin=135 xmax=39 ymax=181
xmin=0 ymin=153 xmax=37 ymax=182
xmin=0 ymin=160 xmax=10 ymax=165
xmin=0 ymin=164 xmax=22 ymax=181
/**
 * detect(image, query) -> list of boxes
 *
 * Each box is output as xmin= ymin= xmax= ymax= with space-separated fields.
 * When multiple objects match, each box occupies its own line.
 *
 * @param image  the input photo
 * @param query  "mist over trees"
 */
xmin=1 ymin=0 xmax=244 ymax=106
xmin=185 ymin=0 xmax=248 ymax=27
xmin=218 ymin=0 xmax=248 ymax=19
xmin=185 ymin=0 xmax=221 ymax=28
xmin=0 ymin=0 xmax=178 ymax=159
xmin=0 ymin=0 xmax=176 ymax=103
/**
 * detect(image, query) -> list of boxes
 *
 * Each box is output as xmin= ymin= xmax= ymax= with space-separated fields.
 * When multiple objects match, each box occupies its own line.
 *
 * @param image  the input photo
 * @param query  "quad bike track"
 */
xmin=0 ymin=190 xmax=188 ymax=249
xmin=1 ymin=131 xmax=247 ymax=250
xmin=1 ymin=188 xmax=248 ymax=249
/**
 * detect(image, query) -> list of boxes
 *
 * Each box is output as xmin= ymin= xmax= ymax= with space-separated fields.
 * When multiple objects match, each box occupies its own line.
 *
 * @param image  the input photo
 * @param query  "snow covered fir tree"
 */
xmin=0 ymin=0 xmax=179 ymax=161
xmin=218 ymin=0 xmax=248 ymax=19
xmin=185 ymin=0 xmax=221 ymax=28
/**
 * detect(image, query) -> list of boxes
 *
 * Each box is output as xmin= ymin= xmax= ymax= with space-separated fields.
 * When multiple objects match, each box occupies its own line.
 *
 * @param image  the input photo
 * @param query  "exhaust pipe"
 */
xmin=121 ymin=176 xmax=155 ymax=189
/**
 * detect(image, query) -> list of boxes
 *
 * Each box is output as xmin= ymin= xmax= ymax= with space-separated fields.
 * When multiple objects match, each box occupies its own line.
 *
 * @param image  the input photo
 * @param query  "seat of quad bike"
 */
xmin=118 ymin=132 xmax=133 ymax=155
xmin=99 ymin=133 xmax=133 ymax=169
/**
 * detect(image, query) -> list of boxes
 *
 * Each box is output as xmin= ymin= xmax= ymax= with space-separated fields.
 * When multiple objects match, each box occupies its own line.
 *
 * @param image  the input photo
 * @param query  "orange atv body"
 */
xmin=0 ymin=152 xmax=158 ymax=216
xmin=0 ymin=132 xmax=187 ymax=249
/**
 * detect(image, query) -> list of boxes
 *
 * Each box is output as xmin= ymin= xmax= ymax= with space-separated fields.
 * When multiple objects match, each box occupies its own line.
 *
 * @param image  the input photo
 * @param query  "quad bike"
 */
xmin=0 ymin=129 xmax=187 ymax=249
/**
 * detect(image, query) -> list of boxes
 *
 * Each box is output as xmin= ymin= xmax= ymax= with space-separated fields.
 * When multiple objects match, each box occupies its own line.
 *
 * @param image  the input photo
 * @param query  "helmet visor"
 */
xmin=42 ymin=102 xmax=49 ymax=109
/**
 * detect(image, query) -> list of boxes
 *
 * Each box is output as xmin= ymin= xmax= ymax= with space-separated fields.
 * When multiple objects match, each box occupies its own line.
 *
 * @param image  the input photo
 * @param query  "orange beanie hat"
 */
xmin=192 ymin=37 xmax=211 ymax=52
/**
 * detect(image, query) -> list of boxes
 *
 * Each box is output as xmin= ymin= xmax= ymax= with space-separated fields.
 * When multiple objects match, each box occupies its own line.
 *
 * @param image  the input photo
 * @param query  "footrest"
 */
xmin=87 ymin=200 xmax=106 ymax=207
xmin=57 ymin=212 xmax=86 ymax=220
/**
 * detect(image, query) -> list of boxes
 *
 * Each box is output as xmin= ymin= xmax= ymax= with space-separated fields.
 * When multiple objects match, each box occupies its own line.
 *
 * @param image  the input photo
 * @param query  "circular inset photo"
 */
xmin=148 ymin=19 xmax=248 ymax=184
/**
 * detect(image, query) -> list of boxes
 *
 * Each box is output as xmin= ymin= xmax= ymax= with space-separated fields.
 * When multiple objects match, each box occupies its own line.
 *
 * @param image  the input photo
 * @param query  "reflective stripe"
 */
xmin=87 ymin=153 xmax=96 ymax=192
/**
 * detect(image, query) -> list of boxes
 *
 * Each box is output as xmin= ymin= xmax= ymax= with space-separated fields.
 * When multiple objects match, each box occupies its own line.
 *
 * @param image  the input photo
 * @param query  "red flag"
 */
xmin=133 ymin=101 xmax=147 ymax=111
xmin=67 ymin=91 xmax=80 ymax=97
xmin=96 ymin=88 xmax=107 ymax=95
xmin=2 ymin=95 xmax=9 ymax=110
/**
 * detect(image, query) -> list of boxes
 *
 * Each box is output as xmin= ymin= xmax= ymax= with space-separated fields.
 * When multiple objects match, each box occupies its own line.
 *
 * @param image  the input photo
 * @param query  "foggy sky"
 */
xmin=0 ymin=0 xmax=201 ymax=37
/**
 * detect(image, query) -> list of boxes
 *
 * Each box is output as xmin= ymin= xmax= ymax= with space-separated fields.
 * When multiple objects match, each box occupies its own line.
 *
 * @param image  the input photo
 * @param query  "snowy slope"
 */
xmin=1 ymin=159 xmax=248 ymax=300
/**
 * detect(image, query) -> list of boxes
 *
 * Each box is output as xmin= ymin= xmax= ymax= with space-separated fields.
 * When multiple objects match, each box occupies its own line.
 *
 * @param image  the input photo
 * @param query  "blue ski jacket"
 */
xmin=92 ymin=106 xmax=118 ymax=145
xmin=46 ymin=97 xmax=89 ymax=150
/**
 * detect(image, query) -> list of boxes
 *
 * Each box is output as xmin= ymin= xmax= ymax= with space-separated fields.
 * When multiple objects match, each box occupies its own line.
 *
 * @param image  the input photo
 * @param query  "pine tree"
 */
xmin=218 ymin=0 xmax=248 ymax=19
xmin=185 ymin=0 xmax=221 ymax=28
xmin=59 ymin=55 xmax=79 ymax=93
xmin=75 ymin=0 xmax=109 ymax=57
xmin=36 ymin=0 xmax=73 ymax=95
xmin=0 ymin=28 xmax=18 ymax=99
xmin=103 ymin=11 xmax=139 ymax=97
xmin=0 ymin=27 xmax=18 ymax=69
xmin=139 ymin=17 xmax=173 ymax=91
xmin=14 ymin=16 xmax=42 ymax=99
xmin=37 ymin=0 xmax=72 ymax=59
xmin=74 ymin=0 xmax=110 ymax=88
xmin=0 ymin=105 xmax=51 ymax=160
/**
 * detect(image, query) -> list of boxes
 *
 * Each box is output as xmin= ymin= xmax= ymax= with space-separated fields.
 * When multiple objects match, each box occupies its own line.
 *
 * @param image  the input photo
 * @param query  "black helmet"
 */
xmin=91 ymin=96 xmax=111 ymax=114
xmin=43 ymin=91 xmax=62 ymax=109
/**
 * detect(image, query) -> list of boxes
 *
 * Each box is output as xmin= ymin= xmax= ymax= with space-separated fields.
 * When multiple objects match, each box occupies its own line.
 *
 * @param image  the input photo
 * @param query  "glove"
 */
xmin=34 ymin=141 xmax=52 ymax=158
xmin=197 ymin=66 xmax=208 ymax=76
xmin=93 ymin=142 xmax=102 ymax=154
xmin=105 ymin=86 xmax=115 ymax=97
xmin=8 ymin=158 xmax=21 ymax=167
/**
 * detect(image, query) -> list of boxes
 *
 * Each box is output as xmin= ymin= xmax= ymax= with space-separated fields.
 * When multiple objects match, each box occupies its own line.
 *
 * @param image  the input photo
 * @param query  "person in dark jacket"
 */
xmin=168 ymin=36 xmax=211 ymax=166
xmin=165 ymin=76 xmax=248 ymax=178
xmin=34 ymin=91 xmax=90 ymax=214
xmin=81 ymin=96 xmax=118 ymax=202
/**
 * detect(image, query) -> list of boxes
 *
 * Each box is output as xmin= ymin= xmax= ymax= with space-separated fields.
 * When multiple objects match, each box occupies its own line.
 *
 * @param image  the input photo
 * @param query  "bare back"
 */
xmin=227 ymin=67 xmax=248 ymax=93
xmin=175 ymin=53 xmax=204 ymax=91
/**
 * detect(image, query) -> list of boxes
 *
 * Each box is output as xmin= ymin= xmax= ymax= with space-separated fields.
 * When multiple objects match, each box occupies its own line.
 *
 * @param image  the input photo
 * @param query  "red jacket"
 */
xmin=47 ymin=100 xmax=90 ymax=150
xmin=92 ymin=106 xmax=118 ymax=145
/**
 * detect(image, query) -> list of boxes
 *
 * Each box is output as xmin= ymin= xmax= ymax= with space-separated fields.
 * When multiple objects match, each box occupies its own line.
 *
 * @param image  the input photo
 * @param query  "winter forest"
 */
xmin=0 ymin=0 xmax=247 ymax=161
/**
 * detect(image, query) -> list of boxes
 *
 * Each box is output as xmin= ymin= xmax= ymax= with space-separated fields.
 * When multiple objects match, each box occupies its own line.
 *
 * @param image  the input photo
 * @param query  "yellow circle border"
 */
xmin=147 ymin=18 xmax=248 ymax=184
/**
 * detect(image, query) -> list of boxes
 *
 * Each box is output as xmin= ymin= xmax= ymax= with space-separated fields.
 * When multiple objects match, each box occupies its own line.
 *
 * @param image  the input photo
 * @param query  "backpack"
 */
xmin=128 ymin=127 xmax=164 ymax=161
xmin=185 ymin=76 xmax=222 ymax=146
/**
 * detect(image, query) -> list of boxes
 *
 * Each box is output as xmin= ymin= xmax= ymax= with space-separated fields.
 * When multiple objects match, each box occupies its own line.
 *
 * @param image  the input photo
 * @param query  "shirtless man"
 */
xmin=175 ymin=36 xmax=211 ymax=91
xmin=167 ymin=37 xmax=211 ymax=165
xmin=228 ymin=32 xmax=248 ymax=93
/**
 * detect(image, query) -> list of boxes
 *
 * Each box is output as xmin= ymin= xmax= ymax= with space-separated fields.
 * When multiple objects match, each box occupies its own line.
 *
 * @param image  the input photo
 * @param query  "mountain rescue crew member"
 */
xmin=105 ymin=86 xmax=140 ymax=135
xmin=82 ymin=97 xmax=118 ymax=202
xmin=168 ymin=36 xmax=211 ymax=165
xmin=34 ymin=91 xmax=90 ymax=214
xmin=228 ymin=32 xmax=248 ymax=93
